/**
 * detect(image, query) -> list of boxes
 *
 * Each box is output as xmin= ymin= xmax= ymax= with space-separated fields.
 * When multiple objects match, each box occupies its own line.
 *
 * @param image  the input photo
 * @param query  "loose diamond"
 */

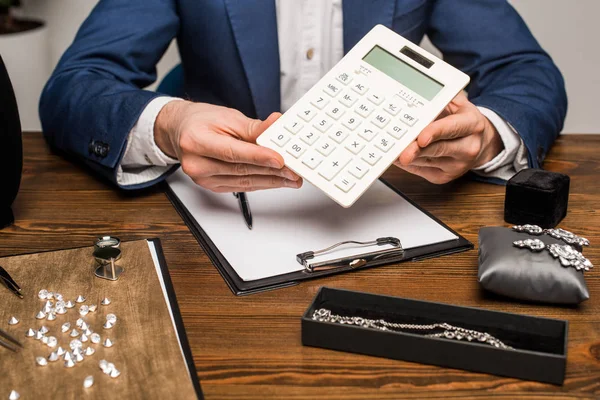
xmin=38 ymin=289 xmax=49 ymax=300
xmin=64 ymin=351 xmax=73 ymax=361
xmin=54 ymin=293 xmax=64 ymax=301
xmin=47 ymin=313 xmax=57 ymax=321
xmin=61 ymin=322 xmax=71 ymax=333
xmin=35 ymin=311 xmax=46 ymax=319
xmin=83 ymin=375 xmax=94 ymax=389
xmin=46 ymin=292 xmax=54 ymax=300
xmin=65 ymin=300 xmax=75 ymax=309
xmin=103 ymin=321 xmax=114 ymax=330
xmin=90 ymin=333 xmax=101 ymax=344
xmin=55 ymin=300 xmax=66 ymax=309
xmin=8 ymin=316 xmax=19 ymax=325
xmin=76 ymin=318 xmax=85 ymax=327
xmin=99 ymin=359 xmax=110 ymax=373
xmin=35 ymin=331 xmax=44 ymax=340
xmin=75 ymin=295 xmax=86 ymax=303
xmin=106 ymin=313 xmax=117 ymax=324
xmin=79 ymin=305 xmax=89 ymax=316
xmin=101 ymin=297 xmax=111 ymax=306
xmin=103 ymin=338 xmax=114 ymax=348
xmin=64 ymin=359 xmax=76 ymax=368
xmin=9 ymin=390 xmax=20 ymax=400
xmin=49 ymin=351 xmax=59 ymax=362
xmin=42 ymin=336 xmax=49 ymax=344
xmin=39 ymin=326 xmax=49 ymax=334
xmin=43 ymin=300 xmax=54 ymax=313
xmin=81 ymin=334 xmax=89 ymax=343
xmin=80 ymin=322 xmax=89 ymax=331
xmin=56 ymin=346 xmax=66 ymax=356
xmin=47 ymin=336 xmax=58 ymax=348
xmin=36 ymin=356 xmax=48 ymax=366
xmin=110 ymin=368 xmax=121 ymax=378
xmin=89 ymin=304 xmax=97 ymax=313
xmin=70 ymin=339 xmax=83 ymax=350
xmin=85 ymin=346 xmax=95 ymax=356
xmin=75 ymin=352 xmax=84 ymax=362
xmin=84 ymin=328 xmax=93 ymax=336
xmin=26 ymin=328 xmax=35 ymax=337
xmin=55 ymin=307 xmax=67 ymax=315
xmin=70 ymin=329 xmax=79 ymax=338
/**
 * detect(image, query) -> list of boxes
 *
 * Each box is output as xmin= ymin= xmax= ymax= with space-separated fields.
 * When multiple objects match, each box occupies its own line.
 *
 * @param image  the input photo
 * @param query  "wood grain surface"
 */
xmin=0 ymin=133 xmax=599 ymax=399
xmin=0 ymin=240 xmax=197 ymax=399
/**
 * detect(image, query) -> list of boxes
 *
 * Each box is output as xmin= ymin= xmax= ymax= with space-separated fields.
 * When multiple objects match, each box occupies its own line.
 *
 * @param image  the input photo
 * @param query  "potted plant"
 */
xmin=0 ymin=0 xmax=49 ymax=131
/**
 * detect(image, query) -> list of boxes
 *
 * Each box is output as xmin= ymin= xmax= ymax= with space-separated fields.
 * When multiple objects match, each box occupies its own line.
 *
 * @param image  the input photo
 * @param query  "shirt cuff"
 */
xmin=116 ymin=97 xmax=181 ymax=187
xmin=472 ymin=107 xmax=529 ymax=181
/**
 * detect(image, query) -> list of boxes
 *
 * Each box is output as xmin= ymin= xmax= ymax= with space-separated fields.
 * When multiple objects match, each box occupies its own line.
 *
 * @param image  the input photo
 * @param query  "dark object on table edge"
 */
xmin=504 ymin=169 xmax=569 ymax=228
xmin=0 ymin=55 xmax=23 ymax=229
xmin=302 ymin=287 xmax=567 ymax=385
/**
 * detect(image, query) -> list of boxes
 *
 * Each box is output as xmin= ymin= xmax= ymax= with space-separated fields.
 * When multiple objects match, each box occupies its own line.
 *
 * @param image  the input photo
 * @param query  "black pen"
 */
xmin=233 ymin=192 xmax=253 ymax=230
xmin=0 ymin=265 xmax=23 ymax=299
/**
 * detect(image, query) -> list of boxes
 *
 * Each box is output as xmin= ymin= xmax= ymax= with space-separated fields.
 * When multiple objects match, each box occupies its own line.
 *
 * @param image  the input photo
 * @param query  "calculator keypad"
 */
xmin=261 ymin=69 xmax=423 ymax=202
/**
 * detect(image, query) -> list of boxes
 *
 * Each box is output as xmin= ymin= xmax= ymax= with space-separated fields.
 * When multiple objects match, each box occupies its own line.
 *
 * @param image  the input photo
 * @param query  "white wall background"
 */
xmin=7 ymin=0 xmax=599 ymax=133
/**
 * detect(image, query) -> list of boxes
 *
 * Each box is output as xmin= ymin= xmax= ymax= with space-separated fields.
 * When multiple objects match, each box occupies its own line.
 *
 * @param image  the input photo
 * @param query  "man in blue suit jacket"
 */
xmin=40 ymin=0 xmax=566 ymax=193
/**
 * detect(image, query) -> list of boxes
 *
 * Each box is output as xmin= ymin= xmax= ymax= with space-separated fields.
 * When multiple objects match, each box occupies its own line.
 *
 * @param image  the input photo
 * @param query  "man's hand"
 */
xmin=154 ymin=100 xmax=302 ymax=192
xmin=395 ymin=93 xmax=504 ymax=184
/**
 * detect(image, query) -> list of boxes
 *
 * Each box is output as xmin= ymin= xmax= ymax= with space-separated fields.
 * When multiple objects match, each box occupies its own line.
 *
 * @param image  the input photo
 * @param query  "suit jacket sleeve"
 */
xmin=39 ymin=0 xmax=180 ymax=189
xmin=427 ymin=0 xmax=567 ymax=169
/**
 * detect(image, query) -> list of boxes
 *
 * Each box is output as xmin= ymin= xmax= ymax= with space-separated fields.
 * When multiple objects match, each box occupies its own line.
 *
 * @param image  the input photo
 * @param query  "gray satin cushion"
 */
xmin=478 ymin=227 xmax=589 ymax=304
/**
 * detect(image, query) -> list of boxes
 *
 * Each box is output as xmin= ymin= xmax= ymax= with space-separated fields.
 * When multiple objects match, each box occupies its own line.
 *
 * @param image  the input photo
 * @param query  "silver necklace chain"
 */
xmin=312 ymin=308 xmax=513 ymax=350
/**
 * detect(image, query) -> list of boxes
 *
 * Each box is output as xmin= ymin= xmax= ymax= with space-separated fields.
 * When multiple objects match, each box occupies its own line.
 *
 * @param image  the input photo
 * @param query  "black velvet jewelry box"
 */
xmin=504 ymin=169 xmax=570 ymax=228
xmin=302 ymin=287 xmax=568 ymax=385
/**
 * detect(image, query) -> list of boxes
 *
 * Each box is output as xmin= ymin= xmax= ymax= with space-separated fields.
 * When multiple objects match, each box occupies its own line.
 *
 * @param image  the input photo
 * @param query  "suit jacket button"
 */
xmin=88 ymin=140 xmax=109 ymax=159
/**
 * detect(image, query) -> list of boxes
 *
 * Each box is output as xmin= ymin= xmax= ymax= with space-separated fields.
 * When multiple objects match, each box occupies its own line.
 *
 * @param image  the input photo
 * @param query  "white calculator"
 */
xmin=257 ymin=24 xmax=470 ymax=207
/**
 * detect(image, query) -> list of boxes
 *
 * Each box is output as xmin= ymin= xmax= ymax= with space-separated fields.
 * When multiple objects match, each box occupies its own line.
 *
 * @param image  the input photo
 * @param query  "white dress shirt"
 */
xmin=117 ymin=0 xmax=528 ymax=186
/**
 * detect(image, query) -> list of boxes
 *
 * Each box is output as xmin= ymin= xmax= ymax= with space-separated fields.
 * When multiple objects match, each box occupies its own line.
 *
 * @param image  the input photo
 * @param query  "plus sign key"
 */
xmin=318 ymin=149 xmax=352 ymax=180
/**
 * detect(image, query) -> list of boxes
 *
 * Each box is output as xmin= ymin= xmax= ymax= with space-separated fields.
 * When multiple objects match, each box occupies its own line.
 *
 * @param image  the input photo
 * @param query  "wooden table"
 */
xmin=2 ymin=133 xmax=599 ymax=399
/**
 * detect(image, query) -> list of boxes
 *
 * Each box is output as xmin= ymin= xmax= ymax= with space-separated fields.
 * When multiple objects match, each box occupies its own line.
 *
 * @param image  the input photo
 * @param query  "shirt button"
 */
xmin=306 ymin=48 xmax=315 ymax=60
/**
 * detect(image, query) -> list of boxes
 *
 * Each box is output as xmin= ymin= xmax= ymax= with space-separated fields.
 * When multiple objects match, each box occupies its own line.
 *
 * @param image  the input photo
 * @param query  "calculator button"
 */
xmin=354 ymin=101 xmax=374 ymax=118
xmin=315 ymin=137 xmax=336 ymax=156
xmin=325 ymin=102 xmax=346 ymax=120
xmin=270 ymin=132 xmax=291 ymax=147
xmin=310 ymin=95 xmax=330 ymax=110
xmin=374 ymin=134 xmax=395 ymax=153
xmin=361 ymin=147 xmax=383 ymax=166
xmin=339 ymin=91 xmax=358 ymax=107
xmin=318 ymin=150 xmax=352 ymax=181
xmin=323 ymin=82 xmax=342 ymax=97
xmin=386 ymin=123 xmax=408 ymax=140
xmin=367 ymin=91 xmax=385 ymax=106
xmin=328 ymin=126 xmax=349 ymax=144
xmin=302 ymin=151 xmax=323 ymax=169
xmin=344 ymin=138 xmax=366 ymax=155
xmin=313 ymin=117 xmax=333 ymax=133
xmin=299 ymin=129 xmax=320 ymax=146
xmin=351 ymin=80 xmax=369 ymax=96
xmin=284 ymin=119 xmax=303 ymax=134
xmin=334 ymin=174 xmax=356 ymax=193
xmin=286 ymin=140 xmax=308 ymax=158
xmin=358 ymin=126 xmax=379 ymax=142
xmin=347 ymin=160 xmax=370 ymax=179
xmin=341 ymin=113 xmax=362 ymax=131
xmin=297 ymin=105 xmax=318 ymax=122
xmin=371 ymin=113 xmax=390 ymax=129
xmin=336 ymin=72 xmax=353 ymax=86
xmin=383 ymin=100 xmax=402 ymax=116
xmin=399 ymin=112 xmax=418 ymax=126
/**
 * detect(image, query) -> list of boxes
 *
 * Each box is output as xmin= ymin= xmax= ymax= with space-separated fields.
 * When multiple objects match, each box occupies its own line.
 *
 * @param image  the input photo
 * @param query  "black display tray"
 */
xmin=302 ymin=287 xmax=568 ymax=385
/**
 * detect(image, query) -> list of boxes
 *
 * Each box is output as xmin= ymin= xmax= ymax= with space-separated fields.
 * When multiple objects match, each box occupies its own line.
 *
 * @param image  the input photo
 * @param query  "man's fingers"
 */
xmin=197 ymin=174 xmax=303 ymax=192
xmin=395 ymin=164 xmax=453 ymax=185
xmin=406 ymin=156 xmax=468 ymax=171
xmin=186 ymin=131 xmax=285 ymax=168
xmin=417 ymin=111 xmax=476 ymax=148
xmin=181 ymin=156 xmax=300 ymax=180
xmin=244 ymin=112 xmax=282 ymax=142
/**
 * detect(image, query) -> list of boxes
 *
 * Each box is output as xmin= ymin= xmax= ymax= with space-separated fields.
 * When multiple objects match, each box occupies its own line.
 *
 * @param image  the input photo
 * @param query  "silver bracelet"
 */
xmin=312 ymin=308 xmax=513 ymax=350
xmin=512 ymin=225 xmax=590 ymax=247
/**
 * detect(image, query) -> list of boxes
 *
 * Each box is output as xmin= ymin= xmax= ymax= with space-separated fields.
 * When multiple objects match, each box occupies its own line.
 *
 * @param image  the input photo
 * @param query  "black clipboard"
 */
xmin=164 ymin=179 xmax=473 ymax=296
xmin=148 ymin=238 xmax=204 ymax=399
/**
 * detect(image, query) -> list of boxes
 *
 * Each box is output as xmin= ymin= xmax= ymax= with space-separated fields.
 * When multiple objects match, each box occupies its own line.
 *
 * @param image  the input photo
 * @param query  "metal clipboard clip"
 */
xmin=296 ymin=237 xmax=404 ymax=273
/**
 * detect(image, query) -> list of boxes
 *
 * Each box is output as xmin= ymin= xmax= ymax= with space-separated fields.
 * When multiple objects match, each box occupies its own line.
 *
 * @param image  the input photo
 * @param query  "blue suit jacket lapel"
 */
xmin=343 ymin=0 xmax=395 ymax=53
xmin=224 ymin=0 xmax=280 ymax=119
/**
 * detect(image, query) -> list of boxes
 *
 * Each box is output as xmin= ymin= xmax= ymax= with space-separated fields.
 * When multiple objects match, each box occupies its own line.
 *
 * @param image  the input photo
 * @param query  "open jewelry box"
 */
xmin=302 ymin=287 xmax=568 ymax=384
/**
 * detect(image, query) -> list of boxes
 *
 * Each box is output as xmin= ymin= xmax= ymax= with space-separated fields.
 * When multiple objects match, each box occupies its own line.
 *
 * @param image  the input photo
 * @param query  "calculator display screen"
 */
xmin=363 ymin=46 xmax=444 ymax=101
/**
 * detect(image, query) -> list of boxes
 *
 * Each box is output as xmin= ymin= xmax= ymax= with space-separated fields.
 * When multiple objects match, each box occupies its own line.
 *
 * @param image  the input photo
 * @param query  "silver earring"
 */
xmin=512 ymin=225 xmax=590 ymax=247
xmin=513 ymin=239 xmax=593 ymax=272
